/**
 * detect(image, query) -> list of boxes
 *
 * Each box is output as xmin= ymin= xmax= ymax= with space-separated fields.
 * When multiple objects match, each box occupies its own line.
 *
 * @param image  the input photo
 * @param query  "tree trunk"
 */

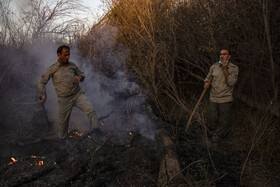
xmin=158 ymin=135 xmax=184 ymax=186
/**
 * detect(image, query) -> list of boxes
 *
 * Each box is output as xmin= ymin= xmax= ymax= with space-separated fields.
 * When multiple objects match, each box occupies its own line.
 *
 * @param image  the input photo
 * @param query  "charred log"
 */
xmin=158 ymin=134 xmax=185 ymax=186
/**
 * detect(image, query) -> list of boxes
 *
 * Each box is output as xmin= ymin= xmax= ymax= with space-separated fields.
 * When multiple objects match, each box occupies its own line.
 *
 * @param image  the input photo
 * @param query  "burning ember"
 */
xmin=30 ymin=155 xmax=45 ymax=166
xmin=30 ymin=161 xmax=44 ymax=166
xmin=8 ymin=157 xmax=17 ymax=165
xmin=129 ymin=132 xmax=133 ymax=136
xmin=69 ymin=129 xmax=84 ymax=138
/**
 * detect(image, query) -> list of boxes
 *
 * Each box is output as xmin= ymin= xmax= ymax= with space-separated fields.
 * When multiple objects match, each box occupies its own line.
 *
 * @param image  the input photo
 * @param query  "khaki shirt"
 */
xmin=38 ymin=61 xmax=85 ymax=98
xmin=205 ymin=62 xmax=239 ymax=103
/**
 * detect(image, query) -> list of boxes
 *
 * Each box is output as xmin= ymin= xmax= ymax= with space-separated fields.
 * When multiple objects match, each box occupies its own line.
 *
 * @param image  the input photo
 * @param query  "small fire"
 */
xmin=129 ymin=132 xmax=133 ymax=136
xmin=69 ymin=130 xmax=84 ymax=138
xmin=30 ymin=155 xmax=45 ymax=166
xmin=75 ymin=131 xmax=83 ymax=136
xmin=8 ymin=157 xmax=17 ymax=165
xmin=36 ymin=161 xmax=44 ymax=166
xmin=31 ymin=161 xmax=44 ymax=166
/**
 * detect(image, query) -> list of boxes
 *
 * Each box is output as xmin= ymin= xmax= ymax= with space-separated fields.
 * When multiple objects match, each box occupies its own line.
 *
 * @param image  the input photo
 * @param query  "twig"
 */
xmin=210 ymin=172 xmax=227 ymax=185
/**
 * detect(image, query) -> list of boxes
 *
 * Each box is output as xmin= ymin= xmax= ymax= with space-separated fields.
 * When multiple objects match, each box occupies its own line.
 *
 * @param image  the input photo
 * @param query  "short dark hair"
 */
xmin=57 ymin=45 xmax=70 ymax=54
xmin=220 ymin=48 xmax=231 ymax=55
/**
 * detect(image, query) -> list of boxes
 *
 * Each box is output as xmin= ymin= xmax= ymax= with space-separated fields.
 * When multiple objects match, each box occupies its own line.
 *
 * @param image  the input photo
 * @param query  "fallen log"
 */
xmin=9 ymin=165 xmax=56 ymax=187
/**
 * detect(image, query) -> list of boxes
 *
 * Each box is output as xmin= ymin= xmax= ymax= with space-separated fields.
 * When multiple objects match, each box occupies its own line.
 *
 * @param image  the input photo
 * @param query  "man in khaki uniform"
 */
xmin=204 ymin=49 xmax=239 ymax=146
xmin=38 ymin=45 xmax=100 ymax=139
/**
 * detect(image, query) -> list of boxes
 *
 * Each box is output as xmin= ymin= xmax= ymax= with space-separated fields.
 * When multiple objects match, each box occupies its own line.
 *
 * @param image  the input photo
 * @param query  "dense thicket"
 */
xmin=105 ymin=0 xmax=279 ymax=122
xmin=99 ymin=2 xmax=280 ymax=184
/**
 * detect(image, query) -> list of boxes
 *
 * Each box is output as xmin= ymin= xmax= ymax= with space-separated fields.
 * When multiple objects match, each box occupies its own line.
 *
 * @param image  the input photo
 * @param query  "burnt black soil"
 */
xmin=0 ymin=129 xmax=159 ymax=186
xmin=1 ymin=117 xmax=279 ymax=186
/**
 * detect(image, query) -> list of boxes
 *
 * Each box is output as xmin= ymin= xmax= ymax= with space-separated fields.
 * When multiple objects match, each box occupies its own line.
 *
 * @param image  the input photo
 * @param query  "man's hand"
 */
xmin=221 ymin=59 xmax=229 ymax=80
xmin=204 ymin=82 xmax=210 ymax=89
xmin=39 ymin=93 xmax=47 ymax=103
xmin=222 ymin=59 xmax=228 ymax=69
xmin=73 ymin=76 xmax=81 ymax=83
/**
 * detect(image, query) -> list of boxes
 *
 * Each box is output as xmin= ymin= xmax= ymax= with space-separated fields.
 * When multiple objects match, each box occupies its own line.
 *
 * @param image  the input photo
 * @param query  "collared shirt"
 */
xmin=205 ymin=62 xmax=239 ymax=103
xmin=38 ymin=61 xmax=85 ymax=98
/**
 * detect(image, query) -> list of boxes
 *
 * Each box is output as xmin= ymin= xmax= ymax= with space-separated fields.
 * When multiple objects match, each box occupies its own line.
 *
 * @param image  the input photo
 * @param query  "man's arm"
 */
xmin=73 ymin=63 xmax=85 ymax=83
xmin=204 ymin=65 xmax=214 ymax=89
xmin=226 ymin=66 xmax=239 ymax=86
xmin=38 ymin=67 xmax=53 ymax=103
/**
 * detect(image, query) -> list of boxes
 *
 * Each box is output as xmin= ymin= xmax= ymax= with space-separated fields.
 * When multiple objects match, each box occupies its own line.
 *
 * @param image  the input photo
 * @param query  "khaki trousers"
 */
xmin=58 ymin=91 xmax=99 ymax=138
xmin=207 ymin=101 xmax=232 ymax=143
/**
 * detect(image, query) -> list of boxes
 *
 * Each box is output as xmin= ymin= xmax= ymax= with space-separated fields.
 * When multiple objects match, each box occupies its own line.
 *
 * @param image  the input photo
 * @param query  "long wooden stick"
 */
xmin=185 ymin=87 xmax=209 ymax=133
xmin=185 ymin=76 xmax=212 ymax=133
xmin=40 ymin=102 xmax=51 ymax=127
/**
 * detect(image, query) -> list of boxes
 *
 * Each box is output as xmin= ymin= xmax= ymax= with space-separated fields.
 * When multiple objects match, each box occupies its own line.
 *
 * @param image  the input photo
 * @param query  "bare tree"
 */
xmin=0 ymin=0 xmax=92 ymax=46
xmin=0 ymin=0 xmax=18 ymax=46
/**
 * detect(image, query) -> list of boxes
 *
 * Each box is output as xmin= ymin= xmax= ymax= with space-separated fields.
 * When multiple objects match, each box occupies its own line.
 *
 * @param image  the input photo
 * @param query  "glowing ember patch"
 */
xmin=69 ymin=129 xmax=84 ymax=138
xmin=129 ymin=132 xmax=133 ymax=136
xmin=37 ymin=161 xmax=44 ymax=166
xmin=74 ymin=131 xmax=83 ymax=136
xmin=8 ymin=157 xmax=17 ymax=165
xmin=32 ymin=161 xmax=44 ymax=166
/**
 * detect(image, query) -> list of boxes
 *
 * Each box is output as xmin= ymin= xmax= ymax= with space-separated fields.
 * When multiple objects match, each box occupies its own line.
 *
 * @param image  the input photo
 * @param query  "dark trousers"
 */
xmin=207 ymin=101 xmax=232 ymax=143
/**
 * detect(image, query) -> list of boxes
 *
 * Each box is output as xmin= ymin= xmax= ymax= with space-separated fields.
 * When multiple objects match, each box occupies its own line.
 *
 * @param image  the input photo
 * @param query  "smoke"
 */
xmin=0 ymin=25 xmax=156 ymax=142
xmin=68 ymin=26 xmax=156 ymax=141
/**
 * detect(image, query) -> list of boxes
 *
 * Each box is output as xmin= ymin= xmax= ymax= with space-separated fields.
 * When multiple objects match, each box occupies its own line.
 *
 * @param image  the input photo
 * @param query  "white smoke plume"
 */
xmin=6 ymin=25 xmax=157 ymax=142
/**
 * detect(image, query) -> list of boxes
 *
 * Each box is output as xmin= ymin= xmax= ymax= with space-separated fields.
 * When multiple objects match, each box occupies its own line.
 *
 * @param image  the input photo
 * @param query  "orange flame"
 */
xmin=36 ymin=161 xmax=44 ymax=166
xmin=75 ymin=131 xmax=83 ymax=136
xmin=129 ymin=132 xmax=133 ymax=136
xmin=8 ymin=157 xmax=17 ymax=165
xmin=69 ymin=130 xmax=84 ymax=138
xmin=31 ymin=161 xmax=44 ymax=166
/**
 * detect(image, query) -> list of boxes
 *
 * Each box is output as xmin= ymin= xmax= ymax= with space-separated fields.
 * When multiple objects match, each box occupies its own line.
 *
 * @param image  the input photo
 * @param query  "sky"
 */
xmin=82 ymin=0 xmax=105 ymax=21
xmin=83 ymin=0 xmax=103 ymax=10
xmin=9 ymin=0 xmax=106 ymax=24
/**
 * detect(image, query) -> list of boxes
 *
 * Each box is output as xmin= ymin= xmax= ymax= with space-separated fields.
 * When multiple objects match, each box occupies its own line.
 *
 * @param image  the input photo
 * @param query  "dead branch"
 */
xmin=9 ymin=165 xmax=56 ymax=186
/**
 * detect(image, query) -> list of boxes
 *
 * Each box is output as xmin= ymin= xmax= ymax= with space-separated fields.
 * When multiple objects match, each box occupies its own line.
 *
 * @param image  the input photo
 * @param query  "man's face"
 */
xmin=220 ymin=49 xmax=231 ymax=62
xmin=57 ymin=48 xmax=70 ymax=64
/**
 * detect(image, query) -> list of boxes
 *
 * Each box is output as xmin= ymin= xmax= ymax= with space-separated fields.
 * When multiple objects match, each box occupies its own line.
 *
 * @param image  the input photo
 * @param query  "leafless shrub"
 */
xmin=0 ymin=0 xmax=91 ymax=47
xmin=238 ymin=109 xmax=279 ymax=184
